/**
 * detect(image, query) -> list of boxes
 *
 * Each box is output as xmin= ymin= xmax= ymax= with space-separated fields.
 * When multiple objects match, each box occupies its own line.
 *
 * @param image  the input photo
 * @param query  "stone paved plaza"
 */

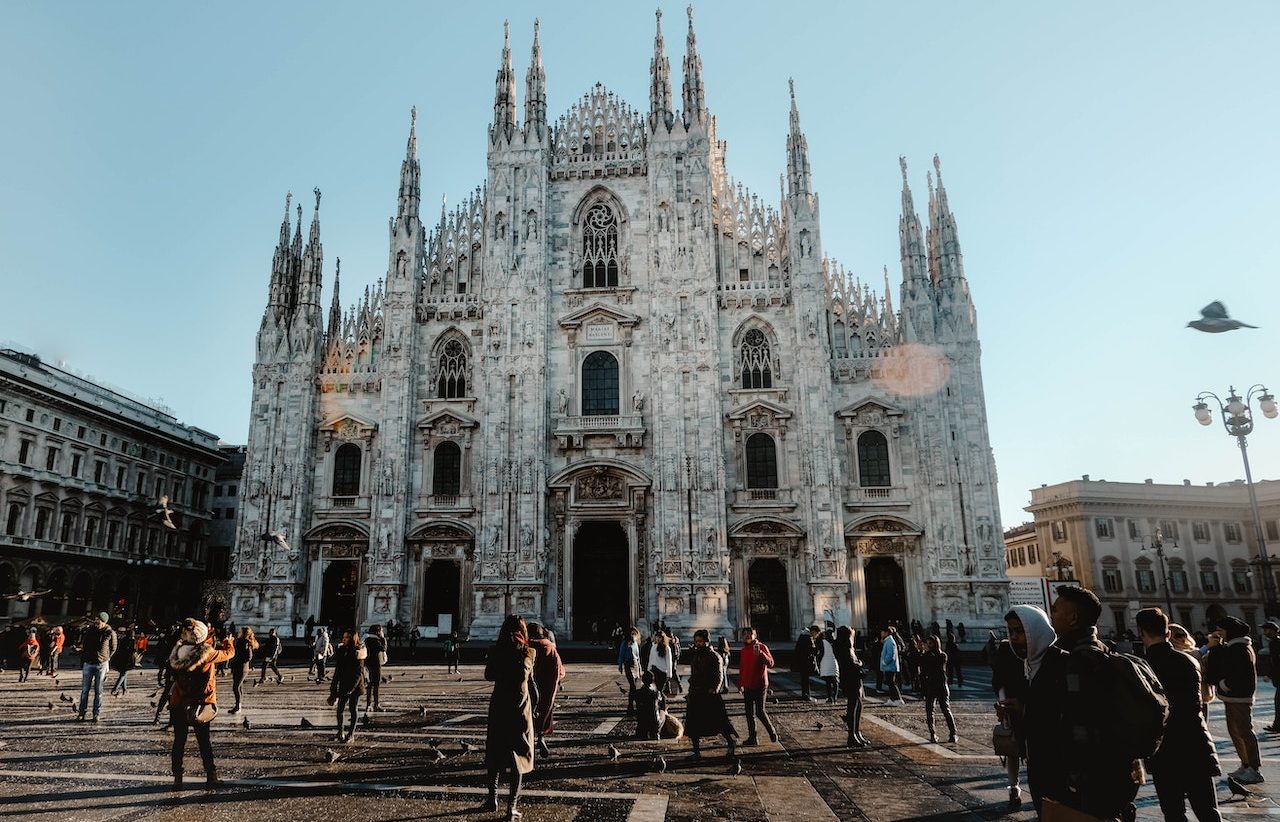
xmin=2 ymin=659 xmax=1279 ymax=820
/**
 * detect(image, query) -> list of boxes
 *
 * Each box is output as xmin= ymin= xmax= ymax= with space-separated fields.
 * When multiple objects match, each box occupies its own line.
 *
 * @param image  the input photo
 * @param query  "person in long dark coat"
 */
xmin=792 ymin=627 xmax=819 ymax=701
xmin=683 ymin=629 xmax=737 ymax=760
xmin=482 ymin=615 xmax=536 ymax=819
xmin=327 ymin=630 xmax=366 ymax=742
xmin=832 ymin=626 xmax=867 ymax=747
xmin=1136 ymin=608 xmax=1221 ymax=822
xmin=991 ymin=624 xmax=1030 ymax=810
xmin=918 ymin=635 xmax=957 ymax=742
xmin=527 ymin=622 xmax=564 ymax=757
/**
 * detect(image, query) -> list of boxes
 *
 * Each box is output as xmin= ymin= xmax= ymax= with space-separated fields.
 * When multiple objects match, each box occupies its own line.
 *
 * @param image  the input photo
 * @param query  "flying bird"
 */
xmin=150 ymin=496 xmax=177 ymax=530
xmin=1187 ymin=301 xmax=1257 ymax=333
xmin=2 ymin=589 xmax=51 ymax=602
xmin=1227 ymin=775 xmax=1253 ymax=799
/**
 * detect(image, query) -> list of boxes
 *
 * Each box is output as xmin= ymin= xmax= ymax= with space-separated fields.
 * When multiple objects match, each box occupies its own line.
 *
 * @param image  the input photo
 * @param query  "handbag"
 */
xmin=378 ymin=650 xmax=388 ymax=666
xmin=992 ymin=721 xmax=1021 ymax=758
xmin=187 ymin=702 xmax=218 ymax=725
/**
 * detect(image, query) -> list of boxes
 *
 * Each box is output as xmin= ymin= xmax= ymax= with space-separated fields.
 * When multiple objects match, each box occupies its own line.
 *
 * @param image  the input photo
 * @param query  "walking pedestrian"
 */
xmin=1136 ymin=608 xmax=1221 ymax=821
xmin=617 ymin=627 xmax=641 ymax=714
xmin=444 ymin=630 xmax=461 ymax=674
xmin=167 ymin=618 xmax=235 ymax=790
xmin=992 ymin=608 xmax=1034 ymax=810
xmin=481 ymin=615 xmax=535 ymax=819
xmin=227 ymin=626 xmax=258 ymax=714
xmin=793 ymin=627 xmax=819 ymax=702
xmin=312 ymin=627 xmax=333 ymax=682
xmin=919 ymin=635 xmax=957 ymax=743
xmin=832 ymin=626 xmax=867 ymax=746
xmin=364 ymin=624 xmax=387 ymax=712
xmin=683 ymin=629 xmax=738 ymax=760
xmin=879 ymin=627 xmax=903 ymax=705
xmin=1170 ymin=623 xmax=1215 ymax=722
xmin=1262 ymin=621 xmax=1280 ymax=732
xmin=408 ymin=627 xmax=420 ymax=658
xmin=77 ymin=612 xmax=116 ymax=721
xmin=715 ymin=636 xmax=731 ymax=694
xmin=527 ymin=622 xmax=564 ymax=757
xmin=646 ymin=631 xmax=674 ymax=694
xmin=944 ymin=629 xmax=964 ymax=688
xmin=1206 ymin=615 xmax=1263 ymax=784
xmin=109 ymin=628 xmax=138 ymax=695
xmin=327 ymin=629 xmax=367 ymax=742
xmin=17 ymin=629 xmax=39 ymax=682
xmin=737 ymin=627 xmax=777 ymax=745
xmin=42 ymin=626 xmax=64 ymax=676
xmin=1014 ymin=604 xmax=1064 ymax=815
xmin=257 ymin=628 xmax=283 ymax=685
xmin=817 ymin=625 xmax=839 ymax=703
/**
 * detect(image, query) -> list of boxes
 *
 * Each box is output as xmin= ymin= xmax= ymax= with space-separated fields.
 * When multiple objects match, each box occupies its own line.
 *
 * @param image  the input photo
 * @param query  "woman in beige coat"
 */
xmin=482 ymin=615 xmax=536 ymax=819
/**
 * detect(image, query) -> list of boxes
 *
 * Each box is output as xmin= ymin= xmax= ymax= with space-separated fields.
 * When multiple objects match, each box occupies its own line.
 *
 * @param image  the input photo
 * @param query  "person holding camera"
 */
xmin=167 ymin=618 xmax=235 ymax=790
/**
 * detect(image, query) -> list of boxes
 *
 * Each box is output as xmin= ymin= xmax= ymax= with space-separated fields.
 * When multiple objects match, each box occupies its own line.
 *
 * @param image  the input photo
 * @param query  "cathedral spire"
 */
xmin=301 ymin=187 xmax=323 ymax=310
xmin=785 ymin=78 xmax=812 ymax=198
xmin=681 ymin=5 xmax=706 ymax=127
xmin=397 ymin=106 xmax=421 ymax=224
xmin=898 ymin=156 xmax=928 ymax=289
xmin=492 ymin=20 xmax=517 ymax=140
xmin=267 ymin=191 xmax=292 ymax=311
xmin=524 ymin=19 xmax=546 ymax=139
xmin=649 ymin=8 xmax=673 ymax=132
xmin=932 ymin=154 xmax=964 ymax=279
xmin=327 ymin=257 xmax=342 ymax=344
xmin=286 ymin=200 xmax=304 ymax=311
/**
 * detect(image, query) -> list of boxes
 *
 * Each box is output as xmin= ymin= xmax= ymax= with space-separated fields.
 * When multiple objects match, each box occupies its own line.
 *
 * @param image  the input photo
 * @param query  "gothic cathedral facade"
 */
xmin=230 ymin=11 xmax=1009 ymax=641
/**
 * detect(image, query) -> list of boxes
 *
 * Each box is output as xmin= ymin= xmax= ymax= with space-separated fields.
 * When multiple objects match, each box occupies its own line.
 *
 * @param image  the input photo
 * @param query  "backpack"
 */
xmin=1077 ymin=646 xmax=1169 ymax=760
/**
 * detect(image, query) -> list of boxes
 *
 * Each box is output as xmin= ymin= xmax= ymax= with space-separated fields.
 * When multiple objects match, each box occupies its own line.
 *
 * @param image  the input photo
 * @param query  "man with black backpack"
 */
xmin=1042 ymin=585 xmax=1168 ymax=822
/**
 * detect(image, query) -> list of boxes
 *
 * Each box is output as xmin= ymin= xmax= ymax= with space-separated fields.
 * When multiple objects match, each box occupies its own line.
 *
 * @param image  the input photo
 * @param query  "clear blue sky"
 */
xmin=2 ymin=2 xmax=1278 ymax=528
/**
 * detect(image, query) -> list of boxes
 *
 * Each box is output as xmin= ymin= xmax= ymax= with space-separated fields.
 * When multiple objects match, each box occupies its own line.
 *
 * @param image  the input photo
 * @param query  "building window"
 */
xmin=5 ymin=504 xmax=21 ymax=536
xmin=1178 ymin=608 xmax=1193 ymax=629
xmin=45 ymin=446 xmax=58 ymax=471
xmin=1051 ymin=521 xmax=1067 ymax=542
xmin=432 ymin=441 xmax=462 ymax=496
xmin=106 ymin=521 xmax=119 ymax=550
xmin=1028 ymin=543 xmax=1039 ymax=564
xmin=1224 ymin=523 xmax=1243 ymax=543
xmin=1169 ymin=569 xmax=1188 ymax=594
xmin=25 ymin=408 xmax=34 ymax=422
xmin=1127 ymin=519 xmax=1140 ymax=540
xmin=435 ymin=337 xmax=469 ymax=399
xmin=60 ymin=513 xmax=76 ymax=543
xmin=136 ymin=472 xmax=145 ymax=494
xmin=1269 ymin=521 xmax=1280 ymax=542
xmin=52 ymin=418 xmax=61 ymax=432
xmin=1159 ymin=521 xmax=1179 ymax=541
xmin=18 ymin=439 xmax=31 ymax=464
xmin=745 ymin=432 xmax=779 ymax=489
xmin=85 ymin=517 xmax=98 ymax=547
xmin=581 ymin=350 xmax=620 ymax=416
xmin=77 ymin=425 xmax=85 ymax=439
xmin=738 ymin=329 xmax=773 ymax=389
xmin=116 ymin=466 xmax=126 ymax=488
xmin=1193 ymin=522 xmax=1210 ymax=542
xmin=34 ymin=508 xmax=50 ymax=540
xmin=1095 ymin=518 xmax=1114 ymax=539
xmin=332 ymin=443 xmax=362 ymax=497
xmin=1111 ymin=608 xmax=1127 ymax=633
xmin=1136 ymin=568 xmax=1156 ymax=593
xmin=581 ymin=203 xmax=619 ymax=288
xmin=70 ymin=453 xmax=81 ymax=478
xmin=1102 ymin=568 xmax=1122 ymax=593
xmin=227 ymin=485 xmax=237 ymax=497
xmin=856 ymin=430 xmax=891 ymax=487
xmin=1200 ymin=569 xmax=1220 ymax=593
xmin=1234 ymin=568 xmax=1253 ymax=594
xmin=93 ymin=461 xmax=105 ymax=483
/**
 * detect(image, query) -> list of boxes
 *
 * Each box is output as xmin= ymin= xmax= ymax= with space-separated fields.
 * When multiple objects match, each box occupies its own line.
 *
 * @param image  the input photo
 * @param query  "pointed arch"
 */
xmin=430 ymin=327 xmax=472 ymax=399
xmin=732 ymin=317 xmax=781 ymax=389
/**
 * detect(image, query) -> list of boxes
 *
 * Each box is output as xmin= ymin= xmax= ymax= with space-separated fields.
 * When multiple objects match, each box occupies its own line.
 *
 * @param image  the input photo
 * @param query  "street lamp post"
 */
xmin=1140 ymin=531 xmax=1177 ymax=617
xmin=1194 ymin=384 xmax=1278 ymax=615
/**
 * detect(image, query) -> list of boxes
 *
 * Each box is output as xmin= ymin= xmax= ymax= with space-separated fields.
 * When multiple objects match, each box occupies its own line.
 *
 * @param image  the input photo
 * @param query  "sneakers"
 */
xmin=1237 ymin=767 xmax=1265 ymax=785
xmin=886 ymin=699 xmax=906 ymax=707
xmin=1229 ymin=765 xmax=1251 ymax=779
xmin=740 ymin=738 xmax=758 ymax=748
xmin=1008 ymin=786 xmax=1022 ymax=809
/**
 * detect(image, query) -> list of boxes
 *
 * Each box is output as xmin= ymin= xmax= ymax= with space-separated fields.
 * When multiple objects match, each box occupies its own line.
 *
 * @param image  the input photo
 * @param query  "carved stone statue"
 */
xmin=632 ymin=389 xmax=645 ymax=412
xmin=557 ymin=388 xmax=569 ymax=414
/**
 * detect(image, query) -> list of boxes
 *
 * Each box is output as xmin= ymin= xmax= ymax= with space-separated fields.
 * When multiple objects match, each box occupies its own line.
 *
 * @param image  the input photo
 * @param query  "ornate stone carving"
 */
xmin=577 ymin=472 xmax=624 ymax=500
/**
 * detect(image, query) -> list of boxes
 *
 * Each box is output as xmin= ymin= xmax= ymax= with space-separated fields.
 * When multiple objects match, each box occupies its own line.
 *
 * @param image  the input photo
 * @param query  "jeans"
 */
xmin=365 ymin=665 xmax=381 ymax=709
xmin=742 ymin=688 xmax=776 ymax=742
xmin=258 ymin=657 xmax=281 ymax=683
xmin=1224 ymin=701 xmax=1261 ymax=769
xmin=43 ymin=650 xmax=60 ymax=676
xmin=844 ymin=683 xmax=864 ymax=741
xmin=800 ymin=671 xmax=812 ymax=699
xmin=884 ymin=671 xmax=901 ymax=701
xmin=110 ymin=669 xmax=130 ymax=694
xmin=336 ymin=691 xmax=358 ymax=738
xmin=230 ymin=663 xmax=247 ymax=709
xmin=822 ymin=675 xmax=839 ymax=702
xmin=80 ymin=663 xmax=105 ymax=717
xmin=622 ymin=664 xmax=638 ymax=712
xmin=171 ymin=708 xmax=216 ymax=778
xmin=651 ymin=668 xmax=669 ymax=695
xmin=925 ymin=693 xmax=956 ymax=738
xmin=315 ymin=657 xmax=328 ymax=681
xmin=1153 ymin=772 xmax=1222 ymax=822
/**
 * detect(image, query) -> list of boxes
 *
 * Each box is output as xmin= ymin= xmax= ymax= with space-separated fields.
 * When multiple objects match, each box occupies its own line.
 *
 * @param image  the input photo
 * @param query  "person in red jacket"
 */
xmin=17 ymin=630 xmax=40 ymax=682
xmin=738 ymin=626 xmax=778 ymax=745
xmin=167 ymin=618 xmax=235 ymax=790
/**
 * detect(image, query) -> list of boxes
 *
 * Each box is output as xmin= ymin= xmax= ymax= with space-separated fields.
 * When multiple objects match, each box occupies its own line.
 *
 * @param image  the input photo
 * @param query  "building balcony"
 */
xmin=417 ymin=292 xmax=482 ymax=321
xmin=844 ymin=485 xmax=910 ymax=509
xmin=315 ymin=496 xmax=371 ymax=517
xmin=553 ymin=414 xmax=646 ymax=450
xmin=0 ymin=535 xmax=198 ymax=570
xmin=718 ymin=279 xmax=791 ymax=309
xmin=415 ymin=494 xmax=476 ymax=516
xmin=730 ymin=487 xmax=798 ymax=512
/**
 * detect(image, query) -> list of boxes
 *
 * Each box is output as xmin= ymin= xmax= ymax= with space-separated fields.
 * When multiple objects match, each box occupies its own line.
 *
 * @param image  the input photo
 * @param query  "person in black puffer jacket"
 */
xmin=919 ymin=636 xmax=956 ymax=743
xmin=327 ymin=630 xmax=367 ymax=742
xmin=1206 ymin=615 xmax=1261 ymax=783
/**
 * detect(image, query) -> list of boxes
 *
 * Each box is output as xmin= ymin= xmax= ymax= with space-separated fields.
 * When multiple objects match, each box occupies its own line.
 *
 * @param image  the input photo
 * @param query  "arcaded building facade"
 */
xmin=230 ymin=12 xmax=1008 ymax=640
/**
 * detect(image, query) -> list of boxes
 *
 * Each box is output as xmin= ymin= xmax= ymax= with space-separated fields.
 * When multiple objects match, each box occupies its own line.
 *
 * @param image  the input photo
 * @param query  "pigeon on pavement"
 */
xmin=242 ymin=717 xmax=252 ymax=730
xmin=300 ymin=717 xmax=314 ymax=728
xmin=608 ymin=744 xmax=620 ymax=763
xmin=730 ymin=758 xmax=743 ymax=776
xmin=1228 ymin=775 xmax=1253 ymax=799
xmin=325 ymin=748 xmax=340 ymax=763
xmin=1188 ymin=301 xmax=1257 ymax=333
xmin=656 ymin=755 xmax=667 ymax=773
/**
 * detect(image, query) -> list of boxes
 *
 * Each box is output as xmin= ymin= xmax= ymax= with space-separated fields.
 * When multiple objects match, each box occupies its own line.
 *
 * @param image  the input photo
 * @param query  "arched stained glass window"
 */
xmin=857 ymin=430 xmax=891 ymax=487
xmin=745 ymin=433 xmax=778 ymax=489
xmin=581 ymin=350 xmax=620 ymax=416
xmin=739 ymin=329 xmax=773 ymax=389
xmin=333 ymin=443 xmax=362 ymax=496
xmin=433 ymin=441 xmax=462 ymax=496
xmin=581 ymin=204 xmax=619 ymax=288
xmin=436 ymin=338 xmax=468 ymax=399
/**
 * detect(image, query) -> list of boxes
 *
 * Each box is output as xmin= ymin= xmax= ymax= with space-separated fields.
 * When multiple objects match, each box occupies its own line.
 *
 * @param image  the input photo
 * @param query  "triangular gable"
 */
xmin=417 ymin=408 xmax=479 ymax=431
xmin=835 ymin=398 xmax=905 ymax=420
xmin=726 ymin=398 xmax=793 ymax=422
xmin=320 ymin=413 xmax=379 ymax=433
xmin=557 ymin=301 xmax=642 ymax=330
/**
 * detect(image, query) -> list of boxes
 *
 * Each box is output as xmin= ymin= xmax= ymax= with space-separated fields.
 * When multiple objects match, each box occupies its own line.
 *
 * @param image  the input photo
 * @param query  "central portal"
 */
xmin=864 ymin=556 xmax=908 ymax=632
xmin=320 ymin=561 xmax=359 ymax=630
xmin=572 ymin=520 xmax=629 ymax=641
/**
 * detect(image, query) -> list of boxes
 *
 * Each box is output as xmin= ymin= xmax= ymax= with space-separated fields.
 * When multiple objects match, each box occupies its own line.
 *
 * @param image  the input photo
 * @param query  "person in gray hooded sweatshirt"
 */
xmin=1003 ymin=604 xmax=1061 ymax=815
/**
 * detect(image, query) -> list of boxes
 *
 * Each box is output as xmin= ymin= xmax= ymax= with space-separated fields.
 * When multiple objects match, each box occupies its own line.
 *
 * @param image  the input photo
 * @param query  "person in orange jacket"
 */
xmin=17 ymin=629 xmax=40 ymax=682
xmin=42 ymin=626 xmax=65 ymax=676
xmin=737 ymin=626 xmax=777 ymax=745
xmin=167 ymin=618 xmax=235 ymax=790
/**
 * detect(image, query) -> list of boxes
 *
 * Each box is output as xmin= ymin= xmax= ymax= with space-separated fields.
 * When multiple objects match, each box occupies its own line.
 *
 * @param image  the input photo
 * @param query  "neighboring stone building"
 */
xmin=202 ymin=444 xmax=247 ymax=619
xmin=1023 ymin=476 xmax=1280 ymax=633
xmin=0 ymin=348 xmax=223 ymax=625
xmin=1002 ymin=522 xmax=1046 ymax=578
xmin=230 ymin=12 xmax=1008 ymax=640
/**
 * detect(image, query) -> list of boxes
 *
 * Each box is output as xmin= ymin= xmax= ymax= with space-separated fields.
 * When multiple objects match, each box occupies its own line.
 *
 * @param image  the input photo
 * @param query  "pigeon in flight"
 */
xmin=2 ymin=589 xmax=51 ymax=602
xmin=1188 ymin=301 xmax=1257 ymax=333
xmin=150 ymin=496 xmax=177 ymax=530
